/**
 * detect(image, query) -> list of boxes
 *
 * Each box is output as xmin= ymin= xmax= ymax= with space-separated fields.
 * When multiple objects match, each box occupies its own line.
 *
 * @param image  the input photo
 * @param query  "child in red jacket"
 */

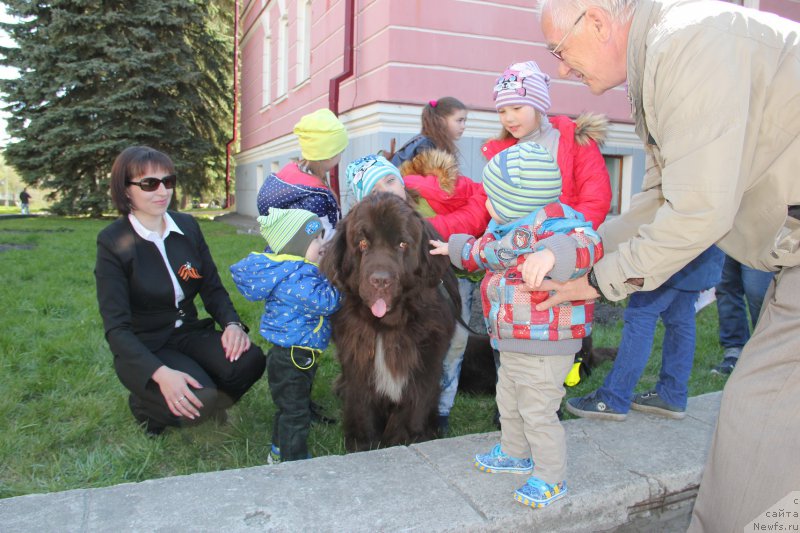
xmin=482 ymin=60 xmax=611 ymax=230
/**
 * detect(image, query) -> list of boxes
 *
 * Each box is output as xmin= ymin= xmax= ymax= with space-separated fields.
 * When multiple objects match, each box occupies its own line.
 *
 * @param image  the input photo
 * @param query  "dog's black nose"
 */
xmin=369 ymin=271 xmax=393 ymax=289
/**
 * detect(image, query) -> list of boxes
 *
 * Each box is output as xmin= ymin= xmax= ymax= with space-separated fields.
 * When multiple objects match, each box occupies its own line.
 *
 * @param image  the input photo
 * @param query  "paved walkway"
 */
xmin=0 ymin=392 xmax=721 ymax=532
xmin=215 ymin=211 xmax=261 ymax=233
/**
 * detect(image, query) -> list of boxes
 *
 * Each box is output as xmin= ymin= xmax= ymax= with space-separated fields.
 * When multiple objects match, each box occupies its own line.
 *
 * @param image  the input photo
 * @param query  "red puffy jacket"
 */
xmin=481 ymin=114 xmax=611 ymax=230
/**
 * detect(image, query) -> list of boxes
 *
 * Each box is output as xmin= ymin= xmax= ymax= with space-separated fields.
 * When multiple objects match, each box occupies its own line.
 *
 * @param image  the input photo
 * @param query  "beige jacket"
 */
xmin=596 ymin=0 xmax=800 ymax=301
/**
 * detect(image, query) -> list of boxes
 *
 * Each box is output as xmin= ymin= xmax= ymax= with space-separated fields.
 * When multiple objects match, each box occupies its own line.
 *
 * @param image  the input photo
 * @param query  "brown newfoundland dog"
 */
xmin=320 ymin=192 xmax=458 ymax=452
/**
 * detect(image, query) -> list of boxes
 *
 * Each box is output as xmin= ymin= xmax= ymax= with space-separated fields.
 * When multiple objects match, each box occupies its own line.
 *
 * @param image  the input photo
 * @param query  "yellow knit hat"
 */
xmin=293 ymin=108 xmax=349 ymax=161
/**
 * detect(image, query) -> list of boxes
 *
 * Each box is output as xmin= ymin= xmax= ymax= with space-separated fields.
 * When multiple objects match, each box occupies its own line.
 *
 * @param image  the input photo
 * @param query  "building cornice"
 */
xmin=236 ymin=102 xmax=641 ymax=164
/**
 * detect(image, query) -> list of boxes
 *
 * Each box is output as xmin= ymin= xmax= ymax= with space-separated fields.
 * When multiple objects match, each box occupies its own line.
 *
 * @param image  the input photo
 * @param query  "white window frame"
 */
xmin=295 ymin=0 xmax=312 ymax=84
xmin=261 ymin=14 xmax=272 ymax=107
xmin=277 ymin=13 xmax=289 ymax=97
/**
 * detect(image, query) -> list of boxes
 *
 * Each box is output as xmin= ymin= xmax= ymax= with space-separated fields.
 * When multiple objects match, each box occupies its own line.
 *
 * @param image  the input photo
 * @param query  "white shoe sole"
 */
xmin=630 ymin=402 xmax=686 ymax=420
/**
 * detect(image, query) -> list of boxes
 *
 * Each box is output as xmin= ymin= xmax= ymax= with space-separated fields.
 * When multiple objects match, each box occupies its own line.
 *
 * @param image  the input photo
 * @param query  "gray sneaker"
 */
xmin=631 ymin=390 xmax=686 ymax=420
xmin=711 ymin=357 xmax=738 ymax=375
xmin=711 ymin=347 xmax=742 ymax=375
xmin=565 ymin=393 xmax=627 ymax=421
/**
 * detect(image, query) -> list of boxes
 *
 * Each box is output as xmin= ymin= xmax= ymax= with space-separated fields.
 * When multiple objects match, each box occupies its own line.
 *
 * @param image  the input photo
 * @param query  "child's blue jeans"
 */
xmin=596 ymin=285 xmax=700 ymax=413
xmin=439 ymin=277 xmax=477 ymax=417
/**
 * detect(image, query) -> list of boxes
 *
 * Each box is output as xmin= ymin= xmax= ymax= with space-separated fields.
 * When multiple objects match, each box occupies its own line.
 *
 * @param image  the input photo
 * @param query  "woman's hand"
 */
xmin=152 ymin=366 xmax=203 ymax=419
xmin=222 ymin=323 xmax=251 ymax=362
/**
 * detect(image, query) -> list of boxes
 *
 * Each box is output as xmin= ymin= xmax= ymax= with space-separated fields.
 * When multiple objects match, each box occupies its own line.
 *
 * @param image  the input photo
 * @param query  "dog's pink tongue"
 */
xmin=371 ymin=298 xmax=387 ymax=318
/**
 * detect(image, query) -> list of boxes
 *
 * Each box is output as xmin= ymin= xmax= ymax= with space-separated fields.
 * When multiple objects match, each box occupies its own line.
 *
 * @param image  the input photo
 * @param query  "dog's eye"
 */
xmin=398 ymin=242 xmax=408 ymax=251
xmin=359 ymin=239 xmax=369 ymax=251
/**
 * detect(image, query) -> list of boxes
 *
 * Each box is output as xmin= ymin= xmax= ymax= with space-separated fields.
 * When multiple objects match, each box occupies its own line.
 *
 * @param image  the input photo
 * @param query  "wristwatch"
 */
xmin=587 ymin=269 xmax=601 ymax=293
xmin=226 ymin=321 xmax=249 ymax=333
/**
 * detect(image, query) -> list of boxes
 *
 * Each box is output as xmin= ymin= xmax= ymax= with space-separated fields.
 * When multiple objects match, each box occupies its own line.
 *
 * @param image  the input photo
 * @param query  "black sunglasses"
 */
xmin=126 ymin=175 xmax=177 ymax=192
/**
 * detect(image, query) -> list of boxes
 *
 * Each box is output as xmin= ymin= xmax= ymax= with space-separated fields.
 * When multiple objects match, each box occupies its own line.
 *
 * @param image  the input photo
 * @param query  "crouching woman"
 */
xmin=95 ymin=146 xmax=266 ymax=436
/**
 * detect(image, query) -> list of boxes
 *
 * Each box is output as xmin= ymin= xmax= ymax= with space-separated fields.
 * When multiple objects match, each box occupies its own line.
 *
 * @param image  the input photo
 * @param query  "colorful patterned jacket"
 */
xmin=230 ymin=252 xmax=341 ymax=351
xmin=447 ymin=202 xmax=603 ymax=356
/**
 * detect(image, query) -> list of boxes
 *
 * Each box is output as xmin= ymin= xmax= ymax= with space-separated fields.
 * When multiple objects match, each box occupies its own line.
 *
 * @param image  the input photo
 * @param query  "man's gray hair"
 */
xmin=538 ymin=0 xmax=637 ymax=30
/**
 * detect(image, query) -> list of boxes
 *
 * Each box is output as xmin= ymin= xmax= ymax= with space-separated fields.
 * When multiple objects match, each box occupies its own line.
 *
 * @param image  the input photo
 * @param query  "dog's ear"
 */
xmin=320 ymin=215 xmax=353 ymax=290
xmin=417 ymin=219 xmax=451 ymax=287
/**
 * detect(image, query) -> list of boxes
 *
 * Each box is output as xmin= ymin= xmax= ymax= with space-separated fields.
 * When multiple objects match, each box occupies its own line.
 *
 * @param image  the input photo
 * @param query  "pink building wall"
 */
xmin=238 ymin=0 xmax=631 ymax=153
xmin=235 ymin=0 xmax=800 ymax=217
xmin=759 ymin=0 xmax=800 ymax=19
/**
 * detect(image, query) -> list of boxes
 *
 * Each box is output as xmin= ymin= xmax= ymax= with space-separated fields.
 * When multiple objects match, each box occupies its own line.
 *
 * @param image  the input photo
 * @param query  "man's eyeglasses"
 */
xmin=126 ymin=175 xmax=177 ymax=192
xmin=550 ymin=11 xmax=586 ymax=61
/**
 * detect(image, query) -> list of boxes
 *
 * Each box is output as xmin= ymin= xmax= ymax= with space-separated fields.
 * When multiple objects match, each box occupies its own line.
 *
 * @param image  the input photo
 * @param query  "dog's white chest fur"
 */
xmin=373 ymin=334 xmax=407 ymax=402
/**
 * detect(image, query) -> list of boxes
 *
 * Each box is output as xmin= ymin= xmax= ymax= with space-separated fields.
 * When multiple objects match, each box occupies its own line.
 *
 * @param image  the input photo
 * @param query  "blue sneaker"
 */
xmin=474 ymin=443 xmax=533 ymax=474
xmin=267 ymin=444 xmax=281 ymax=465
xmin=514 ymin=477 xmax=568 ymax=508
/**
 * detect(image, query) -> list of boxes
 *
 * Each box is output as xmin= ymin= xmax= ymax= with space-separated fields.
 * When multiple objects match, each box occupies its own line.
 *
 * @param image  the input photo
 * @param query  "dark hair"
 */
xmin=420 ymin=96 xmax=467 ymax=157
xmin=110 ymin=146 xmax=176 ymax=215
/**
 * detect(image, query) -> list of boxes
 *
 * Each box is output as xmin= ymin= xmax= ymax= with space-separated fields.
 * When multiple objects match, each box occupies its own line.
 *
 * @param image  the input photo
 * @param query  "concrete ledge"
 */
xmin=0 ymin=392 xmax=721 ymax=532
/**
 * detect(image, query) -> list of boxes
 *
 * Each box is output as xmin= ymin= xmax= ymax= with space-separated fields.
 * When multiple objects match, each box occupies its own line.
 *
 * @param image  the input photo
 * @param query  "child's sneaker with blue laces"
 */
xmin=474 ymin=443 xmax=533 ymax=474
xmin=267 ymin=444 xmax=281 ymax=465
xmin=514 ymin=477 xmax=567 ymax=508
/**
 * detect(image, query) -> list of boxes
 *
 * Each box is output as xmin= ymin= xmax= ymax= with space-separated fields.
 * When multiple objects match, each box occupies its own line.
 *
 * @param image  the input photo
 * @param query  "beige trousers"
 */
xmin=689 ymin=265 xmax=800 ymax=532
xmin=496 ymin=351 xmax=574 ymax=484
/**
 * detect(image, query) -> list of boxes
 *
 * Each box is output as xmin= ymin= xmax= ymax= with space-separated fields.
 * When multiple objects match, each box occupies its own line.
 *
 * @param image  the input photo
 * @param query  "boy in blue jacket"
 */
xmin=231 ymin=208 xmax=341 ymax=463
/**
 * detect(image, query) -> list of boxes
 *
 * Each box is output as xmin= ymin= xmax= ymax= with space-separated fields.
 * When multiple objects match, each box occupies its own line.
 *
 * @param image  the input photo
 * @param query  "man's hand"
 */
xmin=533 ymin=275 xmax=600 ymax=311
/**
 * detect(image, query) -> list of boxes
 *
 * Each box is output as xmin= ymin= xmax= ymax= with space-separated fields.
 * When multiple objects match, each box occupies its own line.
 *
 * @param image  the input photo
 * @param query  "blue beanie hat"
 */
xmin=482 ymin=142 xmax=562 ymax=223
xmin=345 ymin=155 xmax=404 ymax=202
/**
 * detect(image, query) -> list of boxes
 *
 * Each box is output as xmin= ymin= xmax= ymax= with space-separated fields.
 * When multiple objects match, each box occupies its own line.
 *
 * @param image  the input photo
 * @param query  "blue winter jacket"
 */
xmin=230 ymin=252 xmax=341 ymax=350
xmin=390 ymin=134 xmax=436 ymax=168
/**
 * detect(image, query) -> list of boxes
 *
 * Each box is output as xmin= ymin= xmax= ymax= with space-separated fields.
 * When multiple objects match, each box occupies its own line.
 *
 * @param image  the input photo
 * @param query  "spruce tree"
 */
xmin=0 ymin=0 xmax=234 ymax=216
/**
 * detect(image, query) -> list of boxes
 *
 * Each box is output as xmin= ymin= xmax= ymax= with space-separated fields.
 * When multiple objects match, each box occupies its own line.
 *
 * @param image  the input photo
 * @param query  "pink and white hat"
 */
xmin=493 ymin=60 xmax=551 ymax=113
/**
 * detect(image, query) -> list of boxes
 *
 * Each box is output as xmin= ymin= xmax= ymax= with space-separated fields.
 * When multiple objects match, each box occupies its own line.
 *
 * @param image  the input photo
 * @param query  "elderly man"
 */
xmin=533 ymin=0 xmax=800 ymax=530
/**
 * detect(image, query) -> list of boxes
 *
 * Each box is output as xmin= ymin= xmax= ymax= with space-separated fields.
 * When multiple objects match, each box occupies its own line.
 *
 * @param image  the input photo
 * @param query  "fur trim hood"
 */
xmin=397 ymin=149 xmax=458 ymax=194
xmin=573 ymin=112 xmax=609 ymax=147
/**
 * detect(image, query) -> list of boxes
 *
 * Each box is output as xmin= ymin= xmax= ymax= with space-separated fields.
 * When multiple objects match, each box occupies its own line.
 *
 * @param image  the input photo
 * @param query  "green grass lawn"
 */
xmin=0 ymin=206 xmax=41 ymax=215
xmin=0 ymin=215 xmax=730 ymax=499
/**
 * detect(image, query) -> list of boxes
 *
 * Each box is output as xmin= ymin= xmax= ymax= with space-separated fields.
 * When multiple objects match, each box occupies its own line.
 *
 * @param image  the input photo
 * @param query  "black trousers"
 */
xmin=123 ymin=324 xmax=266 ymax=431
xmin=267 ymin=345 xmax=318 ymax=461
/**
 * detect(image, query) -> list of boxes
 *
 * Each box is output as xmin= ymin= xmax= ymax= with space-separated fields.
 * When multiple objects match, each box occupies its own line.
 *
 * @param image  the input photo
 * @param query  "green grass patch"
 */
xmin=0 ymin=215 xmax=728 ymax=498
